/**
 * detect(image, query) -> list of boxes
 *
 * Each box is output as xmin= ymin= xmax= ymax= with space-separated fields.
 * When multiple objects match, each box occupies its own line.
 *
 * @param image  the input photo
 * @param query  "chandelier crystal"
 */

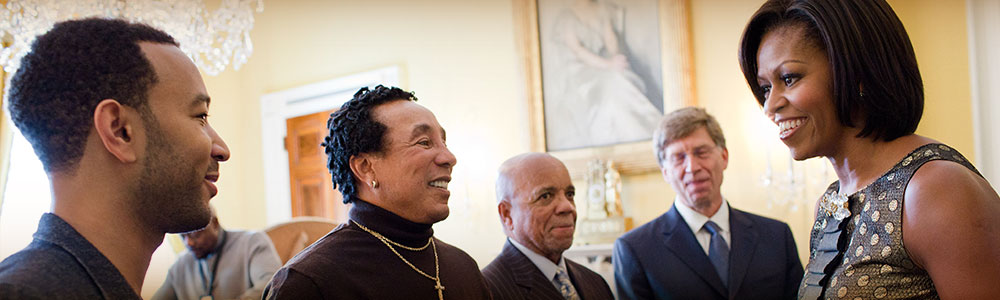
xmin=0 ymin=0 xmax=263 ymax=77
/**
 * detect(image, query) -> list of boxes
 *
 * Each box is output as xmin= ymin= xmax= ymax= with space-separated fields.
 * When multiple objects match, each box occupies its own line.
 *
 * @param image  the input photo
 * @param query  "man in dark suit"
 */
xmin=614 ymin=107 xmax=803 ymax=300
xmin=483 ymin=153 xmax=614 ymax=300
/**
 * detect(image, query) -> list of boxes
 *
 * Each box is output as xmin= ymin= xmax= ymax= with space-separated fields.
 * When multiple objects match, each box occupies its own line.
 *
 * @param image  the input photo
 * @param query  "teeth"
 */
xmin=429 ymin=180 xmax=449 ymax=189
xmin=778 ymin=118 xmax=804 ymax=133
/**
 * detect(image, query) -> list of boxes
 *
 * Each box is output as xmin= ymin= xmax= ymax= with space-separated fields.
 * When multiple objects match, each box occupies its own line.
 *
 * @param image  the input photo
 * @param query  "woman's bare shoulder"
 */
xmin=902 ymin=155 xmax=1000 ymax=298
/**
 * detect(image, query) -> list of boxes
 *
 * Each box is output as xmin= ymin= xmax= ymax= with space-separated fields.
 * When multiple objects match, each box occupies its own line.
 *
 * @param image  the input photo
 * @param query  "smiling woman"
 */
xmin=739 ymin=0 xmax=1000 ymax=299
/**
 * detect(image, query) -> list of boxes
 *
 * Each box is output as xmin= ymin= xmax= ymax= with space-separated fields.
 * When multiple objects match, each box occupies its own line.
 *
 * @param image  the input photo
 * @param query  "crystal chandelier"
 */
xmin=0 ymin=0 xmax=263 ymax=77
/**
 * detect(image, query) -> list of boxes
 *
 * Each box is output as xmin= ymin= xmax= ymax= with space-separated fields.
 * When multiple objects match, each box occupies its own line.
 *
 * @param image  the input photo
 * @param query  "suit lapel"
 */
xmin=565 ymin=259 xmax=603 ymax=299
xmin=726 ymin=208 xmax=758 ymax=299
xmin=502 ymin=241 xmax=565 ymax=300
xmin=660 ymin=205 xmax=728 ymax=298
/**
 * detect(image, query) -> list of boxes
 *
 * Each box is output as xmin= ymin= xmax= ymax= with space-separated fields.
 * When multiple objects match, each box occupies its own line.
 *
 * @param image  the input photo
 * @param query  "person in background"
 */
xmin=483 ymin=152 xmax=614 ymax=300
xmin=0 ymin=18 xmax=230 ymax=298
xmin=153 ymin=207 xmax=281 ymax=300
xmin=739 ymin=0 xmax=1000 ymax=298
xmin=263 ymin=85 xmax=490 ymax=300
xmin=614 ymin=107 xmax=802 ymax=300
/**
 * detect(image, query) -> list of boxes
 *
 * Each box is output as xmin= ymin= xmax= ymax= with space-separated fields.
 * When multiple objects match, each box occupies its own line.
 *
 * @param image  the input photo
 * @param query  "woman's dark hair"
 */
xmin=322 ymin=85 xmax=417 ymax=203
xmin=738 ymin=0 xmax=923 ymax=141
xmin=8 ymin=18 xmax=178 ymax=172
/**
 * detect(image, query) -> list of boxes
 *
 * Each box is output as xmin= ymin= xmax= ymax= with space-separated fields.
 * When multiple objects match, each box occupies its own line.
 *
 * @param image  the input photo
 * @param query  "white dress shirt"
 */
xmin=509 ymin=237 xmax=569 ymax=290
xmin=674 ymin=197 xmax=731 ymax=255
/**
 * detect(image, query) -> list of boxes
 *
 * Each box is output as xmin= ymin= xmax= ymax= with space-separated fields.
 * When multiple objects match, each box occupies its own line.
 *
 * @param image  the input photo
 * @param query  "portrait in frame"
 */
xmin=514 ymin=0 xmax=694 ymax=178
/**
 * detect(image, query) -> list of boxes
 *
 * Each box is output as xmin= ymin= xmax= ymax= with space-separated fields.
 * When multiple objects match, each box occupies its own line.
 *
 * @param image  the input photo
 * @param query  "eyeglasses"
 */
xmin=664 ymin=145 xmax=720 ymax=168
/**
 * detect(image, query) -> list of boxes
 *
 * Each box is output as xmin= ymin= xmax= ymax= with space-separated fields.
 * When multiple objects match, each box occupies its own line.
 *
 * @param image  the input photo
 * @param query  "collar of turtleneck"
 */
xmin=349 ymin=199 xmax=435 ymax=248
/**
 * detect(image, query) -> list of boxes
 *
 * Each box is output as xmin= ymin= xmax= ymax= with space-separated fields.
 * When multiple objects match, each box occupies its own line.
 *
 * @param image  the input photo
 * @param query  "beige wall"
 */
xmin=891 ymin=0 xmax=975 ymax=156
xmin=142 ymin=0 xmax=974 ymax=297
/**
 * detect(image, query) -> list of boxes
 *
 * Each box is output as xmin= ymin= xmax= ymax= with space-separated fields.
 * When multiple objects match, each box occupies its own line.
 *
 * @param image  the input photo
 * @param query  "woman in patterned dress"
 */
xmin=737 ymin=0 xmax=1000 ymax=299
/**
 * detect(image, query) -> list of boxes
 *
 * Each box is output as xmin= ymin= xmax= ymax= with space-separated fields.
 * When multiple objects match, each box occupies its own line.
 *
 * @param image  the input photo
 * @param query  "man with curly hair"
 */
xmin=263 ymin=85 xmax=490 ymax=300
xmin=0 ymin=18 xmax=230 ymax=298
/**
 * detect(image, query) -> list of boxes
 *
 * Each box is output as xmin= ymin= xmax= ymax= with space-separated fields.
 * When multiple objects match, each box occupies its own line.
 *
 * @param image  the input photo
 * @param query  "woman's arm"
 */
xmin=904 ymin=160 xmax=1000 ymax=299
xmin=600 ymin=13 xmax=621 ymax=57
xmin=559 ymin=16 xmax=627 ymax=71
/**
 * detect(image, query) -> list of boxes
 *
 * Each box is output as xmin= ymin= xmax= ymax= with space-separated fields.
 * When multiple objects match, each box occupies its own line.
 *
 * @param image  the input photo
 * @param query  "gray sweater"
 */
xmin=153 ymin=230 xmax=282 ymax=300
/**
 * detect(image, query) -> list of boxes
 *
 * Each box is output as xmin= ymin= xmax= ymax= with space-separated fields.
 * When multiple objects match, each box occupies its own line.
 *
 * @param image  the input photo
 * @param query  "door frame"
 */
xmin=259 ymin=66 xmax=400 ymax=225
xmin=968 ymin=0 xmax=999 ymax=188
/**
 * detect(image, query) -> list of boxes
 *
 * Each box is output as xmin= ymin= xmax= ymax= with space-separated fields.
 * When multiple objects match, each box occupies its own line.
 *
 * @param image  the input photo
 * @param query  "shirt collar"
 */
xmin=33 ymin=213 xmax=141 ymax=299
xmin=674 ymin=196 xmax=730 ymax=234
xmin=508 ymin=237 xmax=566 ymax=280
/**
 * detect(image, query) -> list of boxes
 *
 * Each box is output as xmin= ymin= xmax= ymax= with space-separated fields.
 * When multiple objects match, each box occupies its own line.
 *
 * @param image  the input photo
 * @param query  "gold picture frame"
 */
xmin=514 ymin=0 xmax=695 ymax=179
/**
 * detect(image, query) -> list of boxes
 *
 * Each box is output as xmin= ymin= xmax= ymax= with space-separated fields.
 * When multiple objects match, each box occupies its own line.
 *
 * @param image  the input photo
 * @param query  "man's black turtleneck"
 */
xmin=350 ymin=198 xmax=434 ymax=247
xmin=263 ymin=199 xmax=491 ymax=300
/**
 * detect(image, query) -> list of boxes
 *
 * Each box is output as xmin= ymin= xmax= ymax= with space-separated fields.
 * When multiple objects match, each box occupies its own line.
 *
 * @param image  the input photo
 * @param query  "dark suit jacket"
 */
xmin=483 ymin=240 xmax=614 ymax=300
xmin=614 ymin=204 xmax=803 ymax=300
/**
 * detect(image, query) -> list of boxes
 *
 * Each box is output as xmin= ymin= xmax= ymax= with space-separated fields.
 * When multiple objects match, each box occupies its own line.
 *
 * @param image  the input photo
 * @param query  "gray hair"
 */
xmin=653 ymin=107 xmax=727 ymax=166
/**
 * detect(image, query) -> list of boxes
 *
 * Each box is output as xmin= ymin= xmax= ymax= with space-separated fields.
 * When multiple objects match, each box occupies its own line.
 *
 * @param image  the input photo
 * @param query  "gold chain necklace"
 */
xmin=352 ymin=220 xmax=432 ymax=251
xmin=352 ymin=220 xmax=445 ymax=300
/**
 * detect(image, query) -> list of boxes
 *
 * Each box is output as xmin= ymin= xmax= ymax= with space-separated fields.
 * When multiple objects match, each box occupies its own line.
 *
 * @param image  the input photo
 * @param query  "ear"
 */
xmin=93 ymin=99 xmax=139 ymax=163
xmin=660 ymin=162 xmax=672 ymax=181
xmin=349 ymin=153 xmax=377 ymax=189
xmin=498 ymin=201 xmax=513 ymax=232
xmin=720 ymin=147 xmax=729 ymax=171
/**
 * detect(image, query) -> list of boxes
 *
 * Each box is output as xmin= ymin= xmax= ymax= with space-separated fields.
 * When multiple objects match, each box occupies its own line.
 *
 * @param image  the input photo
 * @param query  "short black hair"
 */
xmin=738 ymin=0 xmax=923 ymax=141
xmin=8 ymin=18 xmax=178 ymax=173
xmin=322 ymin=85 xmax=417 ymax=204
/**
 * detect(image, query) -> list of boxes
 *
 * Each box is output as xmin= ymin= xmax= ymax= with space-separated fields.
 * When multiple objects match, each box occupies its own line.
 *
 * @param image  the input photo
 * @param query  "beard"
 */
xmin=132 ymin=117 xmax=212 ymax=234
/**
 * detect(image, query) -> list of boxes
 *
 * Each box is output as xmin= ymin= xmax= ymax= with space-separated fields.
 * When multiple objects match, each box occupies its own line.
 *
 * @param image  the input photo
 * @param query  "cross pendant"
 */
xmin=435 ymin=280 xmax=445 ymax=300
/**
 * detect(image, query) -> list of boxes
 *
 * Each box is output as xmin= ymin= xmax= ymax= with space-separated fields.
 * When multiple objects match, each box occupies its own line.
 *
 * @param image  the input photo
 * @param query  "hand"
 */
xmin=608 ymin=54 xmax=629 ymax=72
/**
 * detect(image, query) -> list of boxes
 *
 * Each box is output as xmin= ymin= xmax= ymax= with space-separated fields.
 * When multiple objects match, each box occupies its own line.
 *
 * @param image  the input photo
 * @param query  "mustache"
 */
xmin=208 ymin=161 xmax=220 ymax=173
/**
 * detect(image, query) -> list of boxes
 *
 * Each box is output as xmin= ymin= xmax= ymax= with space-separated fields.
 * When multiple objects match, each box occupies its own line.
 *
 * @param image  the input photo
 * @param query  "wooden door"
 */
xmin=286 ymin=110 xmax=349 ymax=221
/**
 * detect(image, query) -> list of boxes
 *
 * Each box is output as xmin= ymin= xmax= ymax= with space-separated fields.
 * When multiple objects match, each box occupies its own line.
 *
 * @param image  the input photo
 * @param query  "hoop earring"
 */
xmin=371 ymin=180 xmax=378 ymax=189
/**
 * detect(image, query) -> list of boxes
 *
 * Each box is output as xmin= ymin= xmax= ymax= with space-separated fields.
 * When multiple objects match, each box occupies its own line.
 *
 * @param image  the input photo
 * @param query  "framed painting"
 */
xmin=514 ymin=0 xmax=695 ymax=178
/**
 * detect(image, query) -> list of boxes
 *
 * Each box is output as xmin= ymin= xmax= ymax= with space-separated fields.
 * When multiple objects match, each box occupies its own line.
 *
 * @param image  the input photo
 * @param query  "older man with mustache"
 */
xmin=483 ymin=153 xmax=613 ymax=300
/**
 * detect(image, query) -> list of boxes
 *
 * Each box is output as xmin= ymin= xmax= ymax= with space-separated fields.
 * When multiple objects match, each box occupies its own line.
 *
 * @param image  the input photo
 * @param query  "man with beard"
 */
xmin=263 ymin=85 xmax=490 ymax=299
xmin=613 ymin=107 xmax=802 ymax=300
xmin=0 ymin=18 xmax=230 ymax=299
xmin=483 ymin=153 xmax=613 ymax=300
xmin=153 ymin=207 xmax=281 ymax=300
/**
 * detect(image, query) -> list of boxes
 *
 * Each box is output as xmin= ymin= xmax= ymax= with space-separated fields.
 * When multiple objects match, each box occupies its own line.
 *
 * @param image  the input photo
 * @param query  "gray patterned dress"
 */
xmin=798 ymin=144 xmax=982 ymax=299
